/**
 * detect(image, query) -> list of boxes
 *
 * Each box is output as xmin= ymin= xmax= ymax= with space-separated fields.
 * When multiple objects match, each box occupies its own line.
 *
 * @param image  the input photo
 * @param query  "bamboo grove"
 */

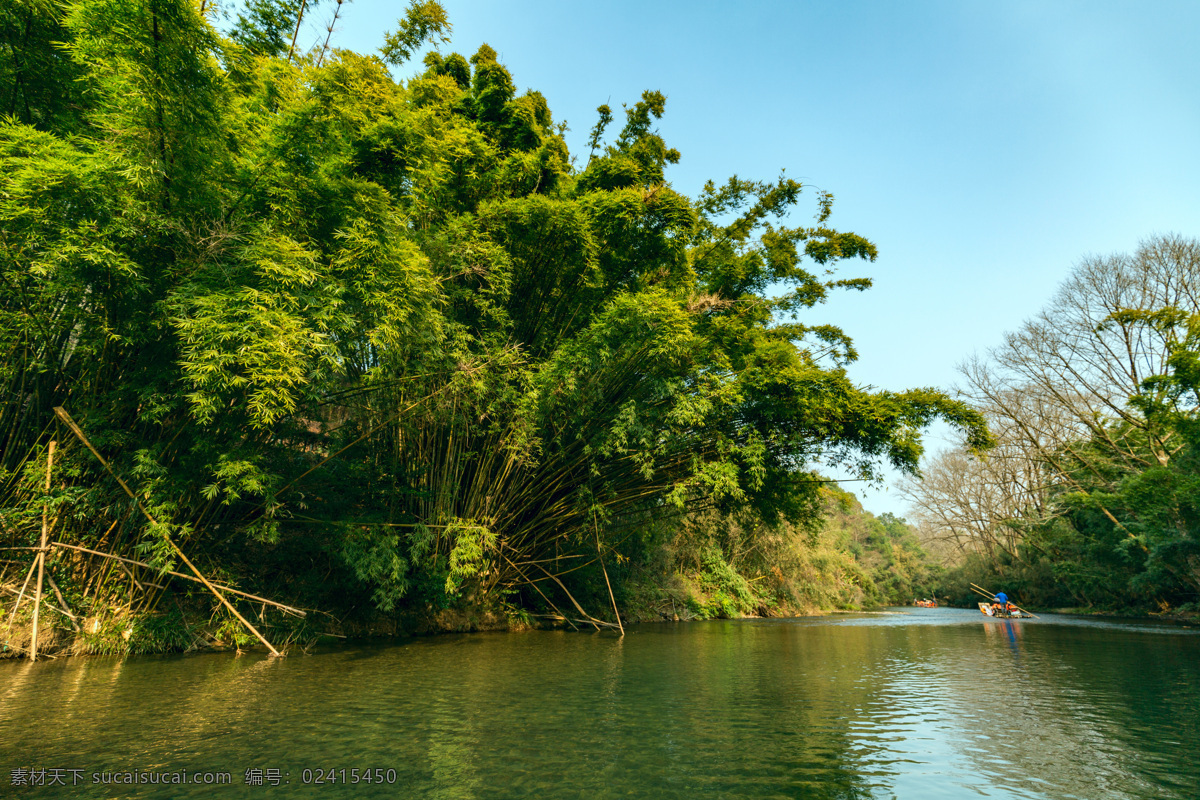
xmin=0 ymin=0 xmax=987 ymax=651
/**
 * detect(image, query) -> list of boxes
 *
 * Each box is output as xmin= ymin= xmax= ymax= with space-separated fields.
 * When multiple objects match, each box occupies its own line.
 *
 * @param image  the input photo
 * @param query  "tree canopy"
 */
xmin=0 ymin=0 xmax=985 ymax=634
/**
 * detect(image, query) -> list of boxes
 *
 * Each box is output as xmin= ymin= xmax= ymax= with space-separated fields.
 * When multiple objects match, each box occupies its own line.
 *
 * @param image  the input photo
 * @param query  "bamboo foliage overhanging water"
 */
xmin=0 ymin=0 xmax=989 ymax=657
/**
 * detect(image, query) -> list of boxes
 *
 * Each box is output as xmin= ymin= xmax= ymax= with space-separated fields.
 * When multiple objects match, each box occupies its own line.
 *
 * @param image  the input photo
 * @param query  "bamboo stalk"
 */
xmin=30 ymin=440 xmax=54 ymax=661
xmin=502 ymin=554 xmax=578 ymax=631
xmin=45 ymin=573 xmax=80 ymax=631
xmin=536 ymin=614 xmax=616 ymax=628
xmin=0 ymin=584 xmax=73 ymax=624
xmin=3 ymin=559 xmax=37 ymax=641
xmin=595 ymin=515 xmax=624 ymax=636
xmin=81 ymin=518 xmax=123 ymax=601
xmin=118 ymin=561 xmax=146 ymax=593
xmin=274 ymin=389 xmax=447 ymax=500
xmin=52 ymin=543 xmax=306 ymax=617
xmin=969 ymin=585 xmax=993 ymax=600
xmin=287 ymin=0 xmax=308 ymax=62
xmin=53 ymin=408 xmax=284 ymax=656
xmin=970 ymin=582 xmax=996 ymax=600
xmin=530 ymin=563 xmax=621 ymax=631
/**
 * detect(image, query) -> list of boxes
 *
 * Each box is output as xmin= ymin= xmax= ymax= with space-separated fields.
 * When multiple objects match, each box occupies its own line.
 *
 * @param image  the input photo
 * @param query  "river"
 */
xmin=1 ymin=608 xmax=1197 ymax=799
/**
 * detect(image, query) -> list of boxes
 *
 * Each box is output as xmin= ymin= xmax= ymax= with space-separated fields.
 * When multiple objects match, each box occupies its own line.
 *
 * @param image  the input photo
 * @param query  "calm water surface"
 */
xmin=1 ymin=608 xmax=1197 ymax=799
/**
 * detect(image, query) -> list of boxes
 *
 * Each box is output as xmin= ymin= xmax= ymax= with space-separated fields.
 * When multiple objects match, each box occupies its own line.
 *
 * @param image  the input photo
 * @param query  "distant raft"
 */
xmin=979 ymin=602 xmax=1033 ymax=619
xmin=914 ymin=599 xmax=938 ymax=608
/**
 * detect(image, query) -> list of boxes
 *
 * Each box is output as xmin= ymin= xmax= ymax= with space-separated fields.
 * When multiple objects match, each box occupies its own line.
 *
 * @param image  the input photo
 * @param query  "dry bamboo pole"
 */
xmin=530 ymin=563 xmax=620 ymax=631
xmin=526 ymin=553 xmax=603 ymax=580
xmin=969 ymin=585 xmax=994 ymax=603
xmin=3 ymin=559 xmax=37 ymax=641
xmin=53 ymin=408 xmax=283 ymax=656
xmin=30 ymin=440 xmax=54 ymax=661
xmin=45 ymin=573 xmax=80 ymax=631
xmin=539 ymin=615 xmax=617 ymax=629
xmin=81 ymin=518 xmax=121 ymax=601
xmin=501 ymin=554 xmax=578 ymax=631
xmin=504 ymin=553 xmax=588 ymax=567
xmin=118 ymin=561 xmax=147 ymax=594
xmin=281 ymin=519 xmax=463 ymax=530
xmin=0 ymin=584 xmax=74 ymax=623
xmin=53 ymin=543 xmax=306 ymax=617
xmin=595 ymin=515 xmax=624 ymax=636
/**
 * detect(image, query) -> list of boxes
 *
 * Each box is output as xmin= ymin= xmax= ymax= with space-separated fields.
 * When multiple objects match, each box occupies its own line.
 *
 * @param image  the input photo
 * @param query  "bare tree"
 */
xmin=906 ymin=234 xmax=1200 ymax=557
xmin=900 ymin=423 xmax=1057 ymax=563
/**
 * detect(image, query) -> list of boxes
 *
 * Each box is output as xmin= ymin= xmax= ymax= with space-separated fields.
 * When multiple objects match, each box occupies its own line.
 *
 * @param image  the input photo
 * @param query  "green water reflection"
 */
xmin=2 ymin=609 xmax=1197 ymax=798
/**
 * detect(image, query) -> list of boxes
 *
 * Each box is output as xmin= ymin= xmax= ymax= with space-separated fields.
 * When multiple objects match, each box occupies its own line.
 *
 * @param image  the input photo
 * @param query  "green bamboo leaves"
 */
xmin=0 ymin=0 xmax=988 ymax=623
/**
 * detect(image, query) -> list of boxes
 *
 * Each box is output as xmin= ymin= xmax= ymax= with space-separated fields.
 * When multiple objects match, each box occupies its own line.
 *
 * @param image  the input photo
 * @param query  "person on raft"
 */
xmin=993 ymin=592 xmax=1011 ymax=614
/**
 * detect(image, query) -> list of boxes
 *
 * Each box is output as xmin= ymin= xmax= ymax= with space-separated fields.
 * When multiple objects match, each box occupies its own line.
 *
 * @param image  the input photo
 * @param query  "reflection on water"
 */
xmin=1 ymin=609 xmax=1197 ymax=799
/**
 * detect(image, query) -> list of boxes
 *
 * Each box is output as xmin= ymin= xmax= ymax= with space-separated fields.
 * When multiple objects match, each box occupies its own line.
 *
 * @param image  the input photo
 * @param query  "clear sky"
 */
xmin=295 ymin=0 xmax=1200 ymax=518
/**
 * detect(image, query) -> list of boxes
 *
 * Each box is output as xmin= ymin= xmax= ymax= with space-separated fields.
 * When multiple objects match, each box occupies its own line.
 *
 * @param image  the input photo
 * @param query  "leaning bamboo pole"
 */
xmin=0 ymin=584 xmax=74 ymax=623
xmin=501 ymin=553 xmax=578 ymax=631
xmin=530 ymin=563 xmax=620 ymax=631
xmin=30 ymin=440 xmax=54 ymax=661
xmin=51 ymin=543 xmax=306 ymax=617
xmin=2 ymin=559 xmax=37 ymax=642
xmin=595 ymin=514 xmax=623 ymax=636
xmin=53 ymin=408 xmax=283 ymax=656
xmin=45 ymin=573 xmax=80 ymax=632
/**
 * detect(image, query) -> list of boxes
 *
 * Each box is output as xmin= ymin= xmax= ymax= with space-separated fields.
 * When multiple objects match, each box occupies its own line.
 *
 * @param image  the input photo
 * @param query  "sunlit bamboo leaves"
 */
xmin=0 ymin=0 xmax=988 ymax=623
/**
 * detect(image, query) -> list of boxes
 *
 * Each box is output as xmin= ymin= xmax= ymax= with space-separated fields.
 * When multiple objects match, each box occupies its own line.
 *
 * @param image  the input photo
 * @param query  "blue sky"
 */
xmin=299 ymin=0 xmax=1200 ymax=517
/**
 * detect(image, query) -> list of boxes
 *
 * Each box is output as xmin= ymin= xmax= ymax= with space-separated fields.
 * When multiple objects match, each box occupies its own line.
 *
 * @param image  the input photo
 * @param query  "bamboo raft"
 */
xmin=971 ymin=582 xmax=1038 ymax=620
xmin=977 ymin=602 xmax=1033 ymax=619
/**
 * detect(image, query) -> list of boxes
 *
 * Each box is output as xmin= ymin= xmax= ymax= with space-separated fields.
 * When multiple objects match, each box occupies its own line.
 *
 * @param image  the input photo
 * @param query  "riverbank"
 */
xmin=1046 ymin=607 xmax=1200 ymax=623
xmin=0 ymin=587 xmax=850 ymax=661
xmin=1 ymin=487 xmax=938 ymax=660
xmin=9 ymin=592 xmax=1197 ymax=662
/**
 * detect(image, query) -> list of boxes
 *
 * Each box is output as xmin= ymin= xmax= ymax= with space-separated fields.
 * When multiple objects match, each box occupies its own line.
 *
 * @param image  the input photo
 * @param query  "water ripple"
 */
xmin=1 ymin=611 xmax=1197 ymax=799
